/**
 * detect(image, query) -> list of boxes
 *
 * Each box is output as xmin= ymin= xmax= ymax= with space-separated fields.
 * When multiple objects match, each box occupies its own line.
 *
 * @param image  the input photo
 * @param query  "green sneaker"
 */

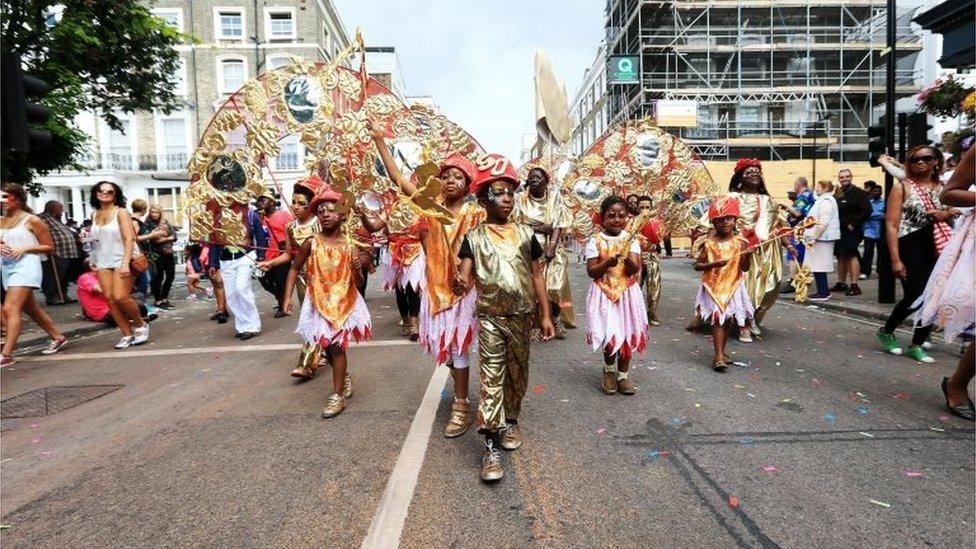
xmin=877 ymin=330 xmax=903 ymax=355
xmin=905 ymin=345 xmax=935 ymax=364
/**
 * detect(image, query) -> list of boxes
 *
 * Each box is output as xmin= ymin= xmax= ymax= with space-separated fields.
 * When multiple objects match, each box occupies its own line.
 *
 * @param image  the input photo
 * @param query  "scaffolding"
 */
xmin=603 ymin=0 xmax=923 ymax=161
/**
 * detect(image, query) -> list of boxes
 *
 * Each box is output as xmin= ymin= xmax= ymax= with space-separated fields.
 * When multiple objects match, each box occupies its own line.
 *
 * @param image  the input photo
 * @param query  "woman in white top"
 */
xmin=803 ymin=180 xmax=841 ymax=301
xmin=1 ymin=184 xmax=67 ymax=365
xmin=89 ymin=181 xmax=148 ymax=349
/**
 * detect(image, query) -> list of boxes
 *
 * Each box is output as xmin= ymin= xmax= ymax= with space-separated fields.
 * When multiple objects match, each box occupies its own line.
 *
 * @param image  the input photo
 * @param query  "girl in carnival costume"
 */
xmin=585 ymin=196 xmax=649 ymax=395
xmin=694 ymin=196 xmax=755 ymax=372
xmin=282 ymin=185 xmax=372 ymax=418
xmin=372 ymin=129 xmax=484 ymax=438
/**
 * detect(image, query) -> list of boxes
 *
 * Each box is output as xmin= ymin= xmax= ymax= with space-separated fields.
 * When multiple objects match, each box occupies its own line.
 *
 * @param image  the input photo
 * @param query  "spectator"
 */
xmin=780 ymin=177 xmax=815 ymax=293
xmin=255 ymin=191 xmax=293 ymax=317
xmin=131 ymin=199 xmax=153 ymax=305
xmin=831 ymin=169 xmax=871 ymax=296
xmin=37 ymin=200 xmax=83 ymax=305
xmin=803 ymin=180 xmax=840 ymax=300
xmin=77 ymin=263 xmax=156 ymax=324
xmin=145 ymin=204 xmax=177 ymax=309
xmin=626 ymin=193 xmax=640 ymax=216
xmin=860 ymin=183 xmax=885 ymax=278
xmin=1 ymin=183 xmax=68 ymax=365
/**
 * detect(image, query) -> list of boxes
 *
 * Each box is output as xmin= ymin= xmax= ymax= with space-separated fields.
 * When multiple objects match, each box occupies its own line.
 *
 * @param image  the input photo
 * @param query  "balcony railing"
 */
xmin=72 ymin=152 xmax=190 ymax=172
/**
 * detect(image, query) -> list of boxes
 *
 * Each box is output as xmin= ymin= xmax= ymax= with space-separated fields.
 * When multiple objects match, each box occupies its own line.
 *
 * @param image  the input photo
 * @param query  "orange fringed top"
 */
xmin=700 ymin=236 xmax=748 ymax=312
xmin=305 ymin=236 xmax=360 ymax=328
xmin=592 ymin=232 xmax=638 ymax=302
xmin=388 ymin=220 xmax=423 ymax=267
xmin=423 ymin=201 xmax=485 ymax=314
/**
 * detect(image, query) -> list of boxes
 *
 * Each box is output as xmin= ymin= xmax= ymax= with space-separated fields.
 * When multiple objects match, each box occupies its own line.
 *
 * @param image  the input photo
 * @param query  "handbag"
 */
xmin=130 ymin=252 xmax=149 ymax=273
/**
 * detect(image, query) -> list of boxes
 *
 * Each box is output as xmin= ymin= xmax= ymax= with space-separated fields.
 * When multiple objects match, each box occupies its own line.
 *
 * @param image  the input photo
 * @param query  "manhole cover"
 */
xmin=1 ymin=385 xmax=123 ymax=418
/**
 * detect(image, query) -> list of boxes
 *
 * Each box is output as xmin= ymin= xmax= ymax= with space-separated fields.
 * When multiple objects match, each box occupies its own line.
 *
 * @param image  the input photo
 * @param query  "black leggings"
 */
xmin=395 ymin=284 xmax=421 ymax=318
xmin=882 ymin=225 xmax=936 ymax=345
xmin=258 ymin=262 xmax=290 ymax=306
xmin=151 ymin=253 xmax=176 ymax=303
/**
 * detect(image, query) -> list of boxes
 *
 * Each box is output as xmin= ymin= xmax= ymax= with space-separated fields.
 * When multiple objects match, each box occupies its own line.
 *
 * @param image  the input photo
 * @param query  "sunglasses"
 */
xmin=97 ymin=189 xmax=116 ymax=195
xmin=909 ymin=155 xmax=936 ymax=163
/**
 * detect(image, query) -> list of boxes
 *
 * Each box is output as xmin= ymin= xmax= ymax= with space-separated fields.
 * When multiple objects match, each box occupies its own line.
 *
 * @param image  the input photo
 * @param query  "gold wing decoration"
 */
xmin=405 ymin=162 xmax=454 ymax=224
xmin=561 ymin=117 xmax=718 ymax=237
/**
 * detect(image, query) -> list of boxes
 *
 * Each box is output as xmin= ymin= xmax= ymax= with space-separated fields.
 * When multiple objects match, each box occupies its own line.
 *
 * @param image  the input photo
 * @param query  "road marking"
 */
xmin=15 ymin=339 xmax=417 ymax=363
xmin=361 ymin=366 xmax=449 ymax=549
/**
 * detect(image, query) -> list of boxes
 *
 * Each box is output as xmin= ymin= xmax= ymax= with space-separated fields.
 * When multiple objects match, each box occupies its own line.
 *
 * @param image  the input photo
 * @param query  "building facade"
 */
xmin=32 ymin=0 xmax=351 ymax=226
xmin=572 ymin=0 xmax=925 ymax=162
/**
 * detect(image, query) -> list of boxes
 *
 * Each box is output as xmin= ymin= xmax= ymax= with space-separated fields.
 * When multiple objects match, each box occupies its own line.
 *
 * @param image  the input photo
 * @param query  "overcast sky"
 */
xmin=335 ymin=1 xmax=605 ymax=162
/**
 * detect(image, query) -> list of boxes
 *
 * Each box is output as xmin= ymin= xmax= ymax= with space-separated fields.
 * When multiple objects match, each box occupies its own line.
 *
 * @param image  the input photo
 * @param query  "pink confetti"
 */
xmin=728 ymin=495 xmax=740 ymax=508
xmin=938 ymin=413 xmax=951 ymax=423
xmin=892 ymin=392 xmax=909 ymax=401
xmin=811 ymin=379 xmax=823 ymax=388
xmin=762 ymin=465 xmax=778 ymax=473
xmin=29 ymin=424 xmax=38 ymax=429
xmin=40 ymin=451 xmax=54 ymax=457
xmin=596 ymin=428 xmax=606 ymax=435
xmin=904 ymin=470 xmax=923 ymax=478
xmin=30 ymin=438 xmax=41 ymax=444
xmin=532 ymin=385 xmax=544 ymax=395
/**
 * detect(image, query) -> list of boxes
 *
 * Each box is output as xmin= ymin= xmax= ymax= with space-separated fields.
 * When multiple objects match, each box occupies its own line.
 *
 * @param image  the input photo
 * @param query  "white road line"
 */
xmin=15 ymin=339 xmax=417 ymax=363
xmin=361 ymin=365 xmax=449 ymax=549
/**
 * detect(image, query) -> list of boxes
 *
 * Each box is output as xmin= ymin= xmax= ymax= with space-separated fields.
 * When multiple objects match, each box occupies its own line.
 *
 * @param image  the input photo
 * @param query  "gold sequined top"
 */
xmin=288 ymin=217 xmax=320 ymax=254
xmin=513 ymin=189 xmax=572 ymax=248
xmin=463 ymin=222 xmax=538 ymax=317
xmin=700 ymin=236 xmax=748 ymax=312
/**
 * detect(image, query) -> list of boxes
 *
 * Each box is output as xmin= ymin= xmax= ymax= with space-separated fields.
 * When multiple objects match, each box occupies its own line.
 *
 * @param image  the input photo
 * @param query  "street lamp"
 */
xmin=811 ymin=113 xmax=833 ymax=184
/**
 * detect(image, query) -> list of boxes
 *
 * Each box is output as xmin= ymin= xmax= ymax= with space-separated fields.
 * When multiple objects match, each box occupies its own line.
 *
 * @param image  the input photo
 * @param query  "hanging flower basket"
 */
xmin=917 ymin=75 xmax=974 ymax=119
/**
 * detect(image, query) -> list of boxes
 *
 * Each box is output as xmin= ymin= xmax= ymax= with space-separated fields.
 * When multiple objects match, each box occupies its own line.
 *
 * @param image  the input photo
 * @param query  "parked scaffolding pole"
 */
xmin=878 ymin=0 xmax=897 ymax=304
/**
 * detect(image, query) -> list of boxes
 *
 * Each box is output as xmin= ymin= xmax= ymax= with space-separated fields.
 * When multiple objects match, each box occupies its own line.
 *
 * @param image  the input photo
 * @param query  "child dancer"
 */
xmin=386 ymin=221 xmax=424 ymax=341
xmin=454 ymin=153 xmax=555 ymax=482
xmin=372 ymin=130 xmax=484 ymax=438
xmin=586 ymin=196 xmax=649 ymax=396
xmin=282 ymin=185 xmax=372 ymax=418
xmin=636 ymin=195 xmax=663 ymax=326
xmin=694 ymin=197 xmax=755 ymax=372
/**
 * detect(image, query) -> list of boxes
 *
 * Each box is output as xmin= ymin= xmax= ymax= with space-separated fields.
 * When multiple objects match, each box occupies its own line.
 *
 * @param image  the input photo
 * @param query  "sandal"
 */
xmin=941 ymin=378 xmax=975 ymax=421
xmin=712 ymin=359 xmax=729 ymax=372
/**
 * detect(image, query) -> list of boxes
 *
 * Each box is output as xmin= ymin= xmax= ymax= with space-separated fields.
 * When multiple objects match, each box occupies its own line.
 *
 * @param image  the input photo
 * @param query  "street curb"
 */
xmin=778 ymin=296 xmax=910 ymax=326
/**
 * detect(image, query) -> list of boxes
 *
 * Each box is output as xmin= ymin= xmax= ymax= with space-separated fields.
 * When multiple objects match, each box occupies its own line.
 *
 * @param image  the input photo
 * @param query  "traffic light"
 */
xmin=867 ymin=115 xmax=887 ymax=167
xmin=1 ymin=52 xmax=52 ymax=155
xmin=906 ymin=112 xmax=933 ymax=149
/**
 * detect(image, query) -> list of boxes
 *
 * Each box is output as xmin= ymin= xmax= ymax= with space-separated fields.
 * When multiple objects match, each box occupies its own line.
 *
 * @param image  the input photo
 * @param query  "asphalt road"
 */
xmin=1 ymin=259 xmax=973 ymax=548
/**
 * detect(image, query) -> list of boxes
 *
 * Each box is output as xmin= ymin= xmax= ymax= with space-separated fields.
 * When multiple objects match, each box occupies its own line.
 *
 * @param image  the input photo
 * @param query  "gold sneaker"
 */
xmin=444 ymin=400 xmax=471 ymax=438
xmin=601 ymin=371 xmax=618 ymax=395
xmin=480 ymin=440 xmax=504 ymax=482
xmin=617 ymin=377 xmax=636 ymax=395
xmin=343 ymin=374 xmax=353 ymax=399
xmin=321 ymin=394 xmax=346 ymax=418
xmin=291 ymin=365 xmax=314 ymax=380
xmin=500 ymin=424 xmax=522 ymax=450
xmin=400 ymin=322 xmax=410 ymax=337
xmin=408 ymin=320 xmax=419 ymax=342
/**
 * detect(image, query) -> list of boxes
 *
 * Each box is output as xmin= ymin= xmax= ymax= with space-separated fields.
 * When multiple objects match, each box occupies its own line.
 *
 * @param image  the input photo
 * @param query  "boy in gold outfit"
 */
xmin=455 ymin=153 xmax=556 ymax=483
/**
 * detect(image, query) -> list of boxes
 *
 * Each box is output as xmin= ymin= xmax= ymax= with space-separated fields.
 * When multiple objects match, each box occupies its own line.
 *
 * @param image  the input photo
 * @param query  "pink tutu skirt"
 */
xmin=586 ymin=282 xmax=649 ymax=358
xmin=419 ymin=288 xmax=478 ymax=364
xmin=295 ymin=294 xmax=372 ymax=351
xmin=383 ymin=250 xmax=426 ymax=292
xmin=914 ymin=212 xmax=975 ymax=342
xmin=695 ymin=281 xmax=755 ymax=327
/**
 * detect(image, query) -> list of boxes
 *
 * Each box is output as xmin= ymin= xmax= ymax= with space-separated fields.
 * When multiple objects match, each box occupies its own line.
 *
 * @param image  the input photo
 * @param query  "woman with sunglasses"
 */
xmin=876 ymin=147 xmax=958 ymax=362
xmin=1 ymin=183 xmax=68 ymax=365
xmin=88 ymin=181 xmax=149 ymax=349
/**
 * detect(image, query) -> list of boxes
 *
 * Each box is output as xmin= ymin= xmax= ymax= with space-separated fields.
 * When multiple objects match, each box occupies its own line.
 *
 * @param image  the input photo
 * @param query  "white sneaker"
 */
xmin=115 ymin=336 xmax=135 ymax=349
xmin=921 ymin=341 xmax=933 ymax=350
xmin=131 ymin=325 xmax=150 ymax=346
xmin=859 ymin=274 xmax=868 ymax=280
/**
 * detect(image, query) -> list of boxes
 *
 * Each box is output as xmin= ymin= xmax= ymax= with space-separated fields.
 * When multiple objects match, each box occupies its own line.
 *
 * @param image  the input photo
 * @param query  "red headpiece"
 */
xmin=308 ymin=184 xmax=344 ymax=214
xmin=438 ymin=154 xmax=476 ymax=185
xmin=733 ymin=158 xmax=762 ymax=174
xmin=294 ymin=174 xmax=327 ymax=197
xmin=470 ymin=153 xmax=519 ymax=196
xmin=708 ymin=196 xmax=740 ymax=221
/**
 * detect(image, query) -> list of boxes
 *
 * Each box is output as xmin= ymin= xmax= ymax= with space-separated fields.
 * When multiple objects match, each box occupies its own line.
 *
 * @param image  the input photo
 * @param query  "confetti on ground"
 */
xmin=559 ymin=399 xmax=569 ymax=403
xmin=646 ymin=449 xmax=671 ymax=459
xmin=734 ymin=384 xmax=747 ymax=389
xmin=532 ymin=385 xmax=544 ymax=395
xmin=40 ymin=451 xmax=55 ymax=457
xmin=859 ymin=432 xmax=874 ymax=438
xmin=596 ymin=428 xmax=607 ymax=435
xmin=937 ymin=413 xmax=951 ymax=423
xmin=31 ymin=438 xmax=40 ymax=444
xmin=728 ymin=495 xmax=740 ymax=508
xmin=761 ymin=465 xmax=778 ymax=473
xmin=29 ymin=424 xmax=37 ymax=429
xmin=811 ymin=379 xmax=823 ymax=388
xmin=647 ymin=366 xmax=657 ymax=371
xmin=892 ymin=392 xmax=909 ymax=401
xmin=869 ymin=499 xmax=891 ymax=508
xmin=684 ymin=387 xmax=695 ymax=392
xmin=669 ymin=417 xmax=687 ymax=427
xmin=780 ymin=398 xmax=794 ymax=404
xmin=747 ymin=393 xmax=756 ymax=398
xmin=694 ymin=403 xmax=702 ymax=409
xmin=795 ymin=369 xmax=805 ymax=372
xmin=824 ymin=412 xmax=838 ymax=423
xmin=929 ymin=427 xmax=945 ymax=432
xmin=856 ymin=405 xmax=870 ymax=415
xmin=904 ymin=470 xmax=923 ymax=478
xmin=740 ymin=437 xmax=755 ymax=447
xmin=201 ymin=369 xmax=211 ymax=372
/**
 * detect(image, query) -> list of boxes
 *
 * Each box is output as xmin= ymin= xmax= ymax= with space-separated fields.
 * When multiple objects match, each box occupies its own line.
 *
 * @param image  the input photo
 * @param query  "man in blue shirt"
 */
xmin=859 ymin=182 xmax=884 ymax=279
xmin=780 ymin=177 xmax=815 ymax=293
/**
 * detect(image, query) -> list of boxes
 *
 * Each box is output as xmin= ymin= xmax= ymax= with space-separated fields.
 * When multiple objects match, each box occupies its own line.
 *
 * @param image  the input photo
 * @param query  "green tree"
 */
xmin=2 ymin=0 xmax=187 ymax=191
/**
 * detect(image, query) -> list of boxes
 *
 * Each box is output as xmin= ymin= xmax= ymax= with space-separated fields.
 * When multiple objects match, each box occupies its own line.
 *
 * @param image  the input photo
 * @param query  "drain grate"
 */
xmin=1 ymin=385 xmax=123 ymax=418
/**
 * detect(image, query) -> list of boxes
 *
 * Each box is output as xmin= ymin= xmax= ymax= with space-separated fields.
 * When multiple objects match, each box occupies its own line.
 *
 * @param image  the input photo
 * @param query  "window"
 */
xmin=169 ymin=57 xmax=188 ymax=97
xmin=274 ymin=134 xmax=302 ymax=170
xmin=737 ymin=105 xmax=763 ymax=132
xmin=159 ymin=118 xmax=188 ymax=170
xmin=267 ymin=55 xmax=292 ymax=71
xmin=108 ymin=120 xmax=134 ymax=170
xmin=219 ymin=57 xmax=247 ymax=93
xmin=152 ymin=8 xmax=183 ymax=32
xmin=265 ymin=8 xmax=296 ymax=40
xmin=323 ymin=24 xmax=332 ymax=52
xmin=215 ymin=8 xmax=244 ymax=39
xmin=147 ymin=187 xmax=184 ymax=226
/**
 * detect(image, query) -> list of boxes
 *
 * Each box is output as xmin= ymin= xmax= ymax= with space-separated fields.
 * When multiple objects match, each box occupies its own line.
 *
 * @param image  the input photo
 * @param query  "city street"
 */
xmin=1 ymin=259 xmax=973 ymax=548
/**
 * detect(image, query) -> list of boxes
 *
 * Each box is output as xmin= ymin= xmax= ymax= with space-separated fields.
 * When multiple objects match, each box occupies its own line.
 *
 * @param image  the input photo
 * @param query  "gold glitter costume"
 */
xmin=423 ymin=201 xmax=485 ymax=314
xmin=514 ymin=189 xmax=575 ymax=326
xmin=465 ymin=222 xmax=537 ymax=432
xmin=287 ymin=216 xmax=322 ymax=372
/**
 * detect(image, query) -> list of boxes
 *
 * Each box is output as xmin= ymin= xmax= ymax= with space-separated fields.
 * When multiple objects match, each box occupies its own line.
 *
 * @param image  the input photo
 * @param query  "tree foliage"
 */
xmin=2 ymin=0 xmax=187 ymax=191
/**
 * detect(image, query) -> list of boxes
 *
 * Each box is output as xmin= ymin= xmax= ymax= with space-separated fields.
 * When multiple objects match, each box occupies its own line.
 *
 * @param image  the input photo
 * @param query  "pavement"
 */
xmin=1 ymin=258 xmax=973 ymax=547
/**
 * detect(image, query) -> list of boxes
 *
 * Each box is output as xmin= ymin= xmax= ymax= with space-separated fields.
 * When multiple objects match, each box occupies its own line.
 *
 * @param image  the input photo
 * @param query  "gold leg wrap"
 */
xmin=477 ymin=314 xmax=531 ymax=433
xmin=643 ymin=254 xmax=662 ymax=323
